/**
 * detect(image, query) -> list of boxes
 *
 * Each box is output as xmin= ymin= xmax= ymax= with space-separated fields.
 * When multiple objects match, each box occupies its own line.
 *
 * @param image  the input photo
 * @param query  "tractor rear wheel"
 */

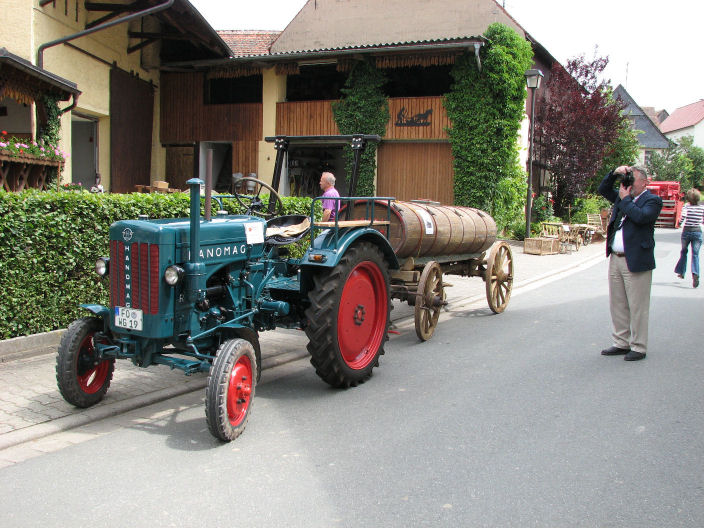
xmin=305 ymin=242 xmax=391 ymax=388
xmin=56 ymin=317 xmax=114 ymax=408
xmin=205 ymin=338 xmax=256 ymax=442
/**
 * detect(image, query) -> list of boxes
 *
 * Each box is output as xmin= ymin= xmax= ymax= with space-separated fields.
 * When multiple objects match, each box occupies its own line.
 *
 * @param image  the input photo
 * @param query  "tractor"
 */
xmin=56 ymin=135 xmax=399 ymax=441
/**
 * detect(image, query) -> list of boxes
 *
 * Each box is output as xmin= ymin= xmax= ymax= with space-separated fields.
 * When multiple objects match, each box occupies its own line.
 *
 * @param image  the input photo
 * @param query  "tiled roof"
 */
xmin=217 ymin=30 xmax=280 ymax=57
xmin=270 ymin=0 xmax=521 ymax=55
xmin=641 ymin=106 xmax=667 ymax=125
xmin=263 ymin=36 xmax=484 ymax=57
xmin=660 ymin=100 xmax=704 ymax=133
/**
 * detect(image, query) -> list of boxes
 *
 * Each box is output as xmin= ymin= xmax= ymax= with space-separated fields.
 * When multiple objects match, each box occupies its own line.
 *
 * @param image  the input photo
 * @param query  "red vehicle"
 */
xmin=646 ymin=181 xmax=683 ymax=228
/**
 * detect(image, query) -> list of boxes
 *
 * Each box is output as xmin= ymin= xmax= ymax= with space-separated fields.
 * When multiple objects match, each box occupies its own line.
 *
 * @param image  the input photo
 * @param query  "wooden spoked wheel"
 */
xmin=485 ymin=242 xmax=513 ymax=314
xmin=414 ymin=261 xmax=446 ymax=341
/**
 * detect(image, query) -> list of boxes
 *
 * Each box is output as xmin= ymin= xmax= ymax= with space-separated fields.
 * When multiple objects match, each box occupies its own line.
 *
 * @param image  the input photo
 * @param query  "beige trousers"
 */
xmin=608 ymin=254 xmax=653 ymax=354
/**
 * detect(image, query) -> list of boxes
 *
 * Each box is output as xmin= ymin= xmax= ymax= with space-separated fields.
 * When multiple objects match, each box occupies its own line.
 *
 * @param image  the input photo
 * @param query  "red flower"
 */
xmin=0 ymin=130 xmax=7 ymax=136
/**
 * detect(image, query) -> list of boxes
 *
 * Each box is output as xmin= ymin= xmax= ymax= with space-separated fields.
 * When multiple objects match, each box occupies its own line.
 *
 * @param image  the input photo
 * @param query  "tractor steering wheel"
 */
xmin=234 ymin=177 xmax=284 ymax=218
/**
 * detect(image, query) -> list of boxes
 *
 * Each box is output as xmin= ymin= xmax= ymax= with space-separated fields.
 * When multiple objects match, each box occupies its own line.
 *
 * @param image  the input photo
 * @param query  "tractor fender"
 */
xmin=302 ymin=227 xmax=399 ymax=270
xmin=80 ymin=304 xmax=111 ymax=331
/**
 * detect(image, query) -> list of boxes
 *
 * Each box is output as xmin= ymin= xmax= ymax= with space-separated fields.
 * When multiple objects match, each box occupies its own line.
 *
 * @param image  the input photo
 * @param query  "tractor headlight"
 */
xmin=164 ymin=265 xmax=185 ymax=286
xmin=95 ymin=257 xmax=109 ymax=277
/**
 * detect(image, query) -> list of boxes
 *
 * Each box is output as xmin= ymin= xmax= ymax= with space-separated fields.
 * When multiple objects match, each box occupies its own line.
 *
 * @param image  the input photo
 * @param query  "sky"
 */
xmin=189 ymin=0 xmax=702 ymax=114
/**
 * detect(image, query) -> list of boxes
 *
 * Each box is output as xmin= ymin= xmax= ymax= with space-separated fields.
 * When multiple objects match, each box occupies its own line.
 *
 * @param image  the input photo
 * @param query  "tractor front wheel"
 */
xmin=305 ymin=242 xmax=391 ymax=388
xmin=205 ymin=338 xmax=256 ymax=442
xmin=56 ymin=317 xmax=114 ymax=408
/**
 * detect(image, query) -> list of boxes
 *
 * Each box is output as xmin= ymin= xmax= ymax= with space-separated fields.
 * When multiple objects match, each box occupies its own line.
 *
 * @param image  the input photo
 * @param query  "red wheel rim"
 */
xmin=226 ymin=355 xmax=253 ymax=426
xmin=337 ymin=261 xmax=388 ymax=369
xmin=76 ymin=334 xmax=110 ymax=394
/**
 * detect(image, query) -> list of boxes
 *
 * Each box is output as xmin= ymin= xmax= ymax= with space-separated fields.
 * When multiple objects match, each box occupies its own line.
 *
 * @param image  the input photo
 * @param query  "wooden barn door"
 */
xmin=377 ymin=142 xmax=454 ymax=204
xmin=110 ymin=69 xmax=154 ymax=193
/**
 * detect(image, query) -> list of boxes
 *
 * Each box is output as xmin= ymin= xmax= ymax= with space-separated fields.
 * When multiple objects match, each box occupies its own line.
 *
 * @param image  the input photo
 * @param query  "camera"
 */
xmin=619 ymin=170 xmax=635 ymax=188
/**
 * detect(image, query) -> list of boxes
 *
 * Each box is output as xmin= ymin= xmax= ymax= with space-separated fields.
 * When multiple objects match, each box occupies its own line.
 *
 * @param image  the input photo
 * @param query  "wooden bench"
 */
xmin=586 ymin=213 xmax=607 ymax=239
xmin=540 ymin=222 xmax=582 ymax=253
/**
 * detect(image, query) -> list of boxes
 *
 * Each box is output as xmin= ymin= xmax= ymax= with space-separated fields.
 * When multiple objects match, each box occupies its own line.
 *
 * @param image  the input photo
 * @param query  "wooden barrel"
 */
xmin=346 ymin=200 xmax=496 ymax=258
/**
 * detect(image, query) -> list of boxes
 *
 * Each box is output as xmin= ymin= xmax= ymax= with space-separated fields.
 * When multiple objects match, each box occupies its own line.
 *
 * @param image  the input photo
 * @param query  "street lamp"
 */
xmin=524 ymin=68 xmax=543 ymax=239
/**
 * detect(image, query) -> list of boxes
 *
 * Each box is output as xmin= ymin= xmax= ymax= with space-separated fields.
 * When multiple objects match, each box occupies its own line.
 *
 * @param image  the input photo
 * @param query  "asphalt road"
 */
xmin=0 ymin=229 xmax=701 ymax=528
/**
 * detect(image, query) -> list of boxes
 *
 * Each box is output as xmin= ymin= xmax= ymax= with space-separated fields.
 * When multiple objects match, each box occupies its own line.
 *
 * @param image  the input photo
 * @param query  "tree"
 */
xmin=534 ymin=55 xmax=632 ymax=216
xmin=647 ymin=138 xmax=693 ymax=184
xmin=585 ymin=111 xmax=640 ymax=195
xmin=683 ymin=136 xmax=704 ymax=188
xmin=332 ymin=59 xmax=389 ymax=196
xmin=649 ymin=136 xmax=704 ymax=188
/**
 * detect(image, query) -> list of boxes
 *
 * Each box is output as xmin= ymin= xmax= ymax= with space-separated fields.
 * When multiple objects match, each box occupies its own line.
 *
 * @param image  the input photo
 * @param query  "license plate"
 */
xmin=115 ymin=307 xmax=143 ymax=331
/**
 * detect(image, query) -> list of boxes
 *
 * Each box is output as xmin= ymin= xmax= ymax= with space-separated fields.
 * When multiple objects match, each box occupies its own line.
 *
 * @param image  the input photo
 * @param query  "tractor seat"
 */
xmin=265 ymin=215 xmax=311 ymax=245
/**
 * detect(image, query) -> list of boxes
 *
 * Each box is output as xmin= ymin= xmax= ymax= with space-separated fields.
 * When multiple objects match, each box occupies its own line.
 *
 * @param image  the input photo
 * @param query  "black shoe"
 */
xmin=694 ymin=275 xmax=699 ymax=288
xmin=601 ymin=346 xmax=630 ymax=356
xmin=624 ymin=351 xmax=646 ymax=361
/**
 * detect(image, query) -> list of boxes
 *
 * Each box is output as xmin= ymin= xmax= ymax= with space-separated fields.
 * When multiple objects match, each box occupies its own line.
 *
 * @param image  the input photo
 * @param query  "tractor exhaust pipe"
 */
xmin=186 ymin=178 xmax=206 ymax=304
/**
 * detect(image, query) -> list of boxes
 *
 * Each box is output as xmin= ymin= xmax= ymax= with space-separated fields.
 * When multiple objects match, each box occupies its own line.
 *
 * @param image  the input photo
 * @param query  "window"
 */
xmin=286 ymin=65 xmax=347 ymax=101
xmin=206 ymin=75 xmax=262 ymax=104
xmin=644 ymin=150 xmax=652 ymax=165
xmin=383 ymin=65 xmax=453 ymax=97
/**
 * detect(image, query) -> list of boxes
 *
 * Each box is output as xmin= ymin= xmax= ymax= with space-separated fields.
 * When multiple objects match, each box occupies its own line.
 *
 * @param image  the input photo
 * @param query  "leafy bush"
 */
xmin=444 ymin=23 xmax=533 ymax=214
xmin=0 ymin=190 xmax=320 ymax=339
xmin=570 ymin=194 xmax=610 ymax=224
xmin=531 ymin=194 xmax=554 ymax=223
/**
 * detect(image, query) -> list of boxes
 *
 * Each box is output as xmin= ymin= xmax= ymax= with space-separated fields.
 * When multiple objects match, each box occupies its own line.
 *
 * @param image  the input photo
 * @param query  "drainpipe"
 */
xmin=37 ymin=0 xmax=174 ymax=69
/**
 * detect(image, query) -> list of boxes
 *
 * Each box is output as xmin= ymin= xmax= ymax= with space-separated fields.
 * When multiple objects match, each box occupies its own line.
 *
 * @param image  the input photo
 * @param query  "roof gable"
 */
xmin=217 ymin=31 xmax=280 ymax=57
xmin=270 ymin=0 xmax=523 ymax=54
xmin=614 ymin=85 xmax=669 ymax=149
xmin=660 ymin=100 xmax=704 ymax=133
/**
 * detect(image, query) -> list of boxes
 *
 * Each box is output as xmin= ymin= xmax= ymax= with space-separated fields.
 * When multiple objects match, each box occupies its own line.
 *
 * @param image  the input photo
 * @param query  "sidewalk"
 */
xmin=0 ymin=239 xmax=606 ymax=451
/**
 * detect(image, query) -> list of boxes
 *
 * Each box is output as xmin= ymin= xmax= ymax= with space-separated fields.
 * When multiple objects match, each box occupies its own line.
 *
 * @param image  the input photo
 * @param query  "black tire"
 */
xmin=205 ymin=338 xmax=256 ymax=442
xmin=304 ymin=242 xmax=391 ymax=388
xmin=56 ymin=317 xmax=115 ymax=408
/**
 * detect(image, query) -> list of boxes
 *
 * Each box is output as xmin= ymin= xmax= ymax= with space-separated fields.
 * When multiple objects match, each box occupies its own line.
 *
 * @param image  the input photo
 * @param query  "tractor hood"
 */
xmin=109 ymin=215 xmax=267 ymax=265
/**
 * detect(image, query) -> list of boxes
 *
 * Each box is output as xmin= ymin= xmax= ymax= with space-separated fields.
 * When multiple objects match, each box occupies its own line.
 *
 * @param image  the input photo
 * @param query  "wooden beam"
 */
xmin=127 ymin=38 xmax=158 ymax=54
xmin=128 ymin=31 xmax=192 ymax=41
xmin=84 ymin=2 xmax=132 ymax=11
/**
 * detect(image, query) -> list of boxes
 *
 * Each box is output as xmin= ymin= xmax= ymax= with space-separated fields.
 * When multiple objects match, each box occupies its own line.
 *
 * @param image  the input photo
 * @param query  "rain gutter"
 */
xmin=37 ymin=0 xmax=175 ymax=114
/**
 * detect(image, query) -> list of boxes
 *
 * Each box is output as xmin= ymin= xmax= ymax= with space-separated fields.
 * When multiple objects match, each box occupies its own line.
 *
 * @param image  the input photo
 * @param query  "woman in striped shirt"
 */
xmin=675 ymin=188 xmax=704 ymax=288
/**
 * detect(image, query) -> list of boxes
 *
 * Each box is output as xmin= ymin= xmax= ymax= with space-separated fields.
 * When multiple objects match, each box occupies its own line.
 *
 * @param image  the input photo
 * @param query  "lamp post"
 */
xmin=524 ymin=68 xmax=543 ymax=239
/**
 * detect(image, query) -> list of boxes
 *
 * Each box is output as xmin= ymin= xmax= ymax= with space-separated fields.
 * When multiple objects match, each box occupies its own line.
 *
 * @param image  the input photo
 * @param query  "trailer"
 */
xmin=647 ymin=180 xmax=683 ymax=228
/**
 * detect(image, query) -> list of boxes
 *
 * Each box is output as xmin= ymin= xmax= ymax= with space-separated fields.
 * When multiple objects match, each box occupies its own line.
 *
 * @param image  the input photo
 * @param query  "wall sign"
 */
xmin=395 ymin=106 xmax=433 ymax=127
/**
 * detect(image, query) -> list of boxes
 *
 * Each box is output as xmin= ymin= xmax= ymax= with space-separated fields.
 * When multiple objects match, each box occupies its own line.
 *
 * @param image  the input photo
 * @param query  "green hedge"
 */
xmin=0 ymin=190 xmax=319 ymax=340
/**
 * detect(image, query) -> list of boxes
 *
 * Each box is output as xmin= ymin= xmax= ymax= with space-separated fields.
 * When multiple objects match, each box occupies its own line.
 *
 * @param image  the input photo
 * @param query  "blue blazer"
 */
xmin=598 ymin=171 xmax=663 ymax=272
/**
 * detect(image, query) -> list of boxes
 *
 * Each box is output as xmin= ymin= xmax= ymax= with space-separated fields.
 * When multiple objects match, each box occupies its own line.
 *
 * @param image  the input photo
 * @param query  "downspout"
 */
xmin=36 ymin=0 xmax=174 ymax=115
xmin=473 ymin=42 xmax=483 ymax=71
xmin=37 ymin=0 xmax=174 ymax=69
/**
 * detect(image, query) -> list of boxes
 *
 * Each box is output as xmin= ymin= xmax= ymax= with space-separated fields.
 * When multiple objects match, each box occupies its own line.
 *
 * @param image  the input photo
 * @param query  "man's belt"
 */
xmin=611 ymin=251 xmax=626 ymax=257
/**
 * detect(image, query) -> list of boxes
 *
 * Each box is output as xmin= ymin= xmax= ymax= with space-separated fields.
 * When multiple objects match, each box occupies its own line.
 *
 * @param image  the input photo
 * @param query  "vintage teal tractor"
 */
xmin=56 ymin=135 xmax=399 ymax=441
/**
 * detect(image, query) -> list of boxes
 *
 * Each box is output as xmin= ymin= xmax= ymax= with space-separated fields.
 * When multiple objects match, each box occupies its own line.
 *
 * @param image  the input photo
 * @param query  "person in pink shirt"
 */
xmin=319 ymin=171 xmax=340 ymax=222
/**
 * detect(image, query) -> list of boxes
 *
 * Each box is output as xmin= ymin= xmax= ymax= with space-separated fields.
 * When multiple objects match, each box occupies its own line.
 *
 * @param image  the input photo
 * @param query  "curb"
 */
xmin=0 ymin=329 xmax=65 ymax=363
xmin=0 ymin=347 xmax=310 ymax=451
